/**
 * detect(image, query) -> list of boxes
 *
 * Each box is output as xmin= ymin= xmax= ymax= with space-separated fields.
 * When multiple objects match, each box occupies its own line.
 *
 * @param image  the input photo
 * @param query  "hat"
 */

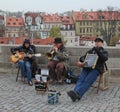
xmin=94 ymin=38 xmax=103 ymax=43
xmin=54 ymin=37 xmax=62 ymax=44
xmin=24 ymin=39 xmax=30 ymax=44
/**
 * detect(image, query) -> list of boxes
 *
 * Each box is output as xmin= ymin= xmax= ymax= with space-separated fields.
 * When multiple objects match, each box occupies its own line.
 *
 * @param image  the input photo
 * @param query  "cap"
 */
xmin=94 ymin=38 xmax=103 ymax=43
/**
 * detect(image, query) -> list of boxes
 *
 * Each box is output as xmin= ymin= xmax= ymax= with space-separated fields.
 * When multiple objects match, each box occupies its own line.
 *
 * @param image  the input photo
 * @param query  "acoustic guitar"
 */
xmin=10 ymin=51 xmax=41 ymax=63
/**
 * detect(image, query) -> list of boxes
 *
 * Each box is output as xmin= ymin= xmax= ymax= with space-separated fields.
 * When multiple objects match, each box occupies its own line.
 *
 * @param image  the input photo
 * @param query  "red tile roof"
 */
xmin=0 ymin=37 xmax=25 ymax=44
xmin=0 ymin=37 xmax=9 ymax=44
xmin=60 ymin=15 xmax=74 ymax=25
xmin=80 ymin=36 xmax=96 ymax=41
xmin=42 ymin=14 xmax=62 ymax=23
xmin=73 ymin=11 xmax=120 ymax=21
xmin=33 ymin=37 xmax=54 ymax=45
xmin=0 ymin=37 xmax=54 ymax=45
xmin=6 ymin=17 xmax=24 ymax=27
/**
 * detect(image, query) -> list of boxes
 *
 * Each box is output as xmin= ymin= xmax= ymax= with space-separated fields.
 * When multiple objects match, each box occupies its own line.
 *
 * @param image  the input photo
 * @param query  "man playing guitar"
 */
xmin=10 ymin=39 xmax=35 ymax=86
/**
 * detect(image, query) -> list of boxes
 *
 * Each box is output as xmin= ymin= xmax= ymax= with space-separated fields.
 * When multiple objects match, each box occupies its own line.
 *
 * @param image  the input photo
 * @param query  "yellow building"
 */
xmin=72 ymin=11 xmax=120 ymax=44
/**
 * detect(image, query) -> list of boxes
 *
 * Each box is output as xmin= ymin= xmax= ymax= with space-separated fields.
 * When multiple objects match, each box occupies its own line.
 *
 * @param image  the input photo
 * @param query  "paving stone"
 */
xmin=0 ymin=73 xmax=120 ymax=112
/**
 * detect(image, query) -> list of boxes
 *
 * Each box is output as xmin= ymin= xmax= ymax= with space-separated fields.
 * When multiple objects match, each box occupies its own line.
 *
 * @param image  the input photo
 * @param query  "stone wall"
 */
xmin=0 ymin=45 xmax=120 ymax=78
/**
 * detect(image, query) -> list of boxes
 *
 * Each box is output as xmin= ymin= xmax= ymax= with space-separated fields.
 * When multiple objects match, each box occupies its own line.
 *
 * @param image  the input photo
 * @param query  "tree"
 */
xmin=110 ymin=36 xmax=119 ymax=46
xmin=33 ymin=32 xmax=41 ymax=38
xmin=49 ymin=26 xmax=61 ymax=37
xmin=96 ymin=10 xmax=119 ymax=45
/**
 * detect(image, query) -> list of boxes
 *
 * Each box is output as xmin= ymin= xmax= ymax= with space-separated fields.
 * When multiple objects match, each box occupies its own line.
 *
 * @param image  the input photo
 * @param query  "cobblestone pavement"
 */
xmin=0 ymin=73 xmax=120 ymax=112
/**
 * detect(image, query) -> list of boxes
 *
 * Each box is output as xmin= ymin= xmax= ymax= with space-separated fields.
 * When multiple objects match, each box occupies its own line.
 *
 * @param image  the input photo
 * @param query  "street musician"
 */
xmin=67 ymin=37 xmax=108 ymax=102
xmin=47 ymin=37 xmax=69 ymax=84
xmin=10 ymin=39 xmax=36 ymax=86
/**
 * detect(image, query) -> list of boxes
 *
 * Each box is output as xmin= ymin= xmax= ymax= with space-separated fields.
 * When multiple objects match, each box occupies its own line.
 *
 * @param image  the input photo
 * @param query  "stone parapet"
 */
xmin=0 ymin=45 xmax=120 ymax=80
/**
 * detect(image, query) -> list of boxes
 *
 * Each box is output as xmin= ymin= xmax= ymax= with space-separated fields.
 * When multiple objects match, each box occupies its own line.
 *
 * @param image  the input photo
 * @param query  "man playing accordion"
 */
xmin=67 ymin=37 xmax=108 ymax=102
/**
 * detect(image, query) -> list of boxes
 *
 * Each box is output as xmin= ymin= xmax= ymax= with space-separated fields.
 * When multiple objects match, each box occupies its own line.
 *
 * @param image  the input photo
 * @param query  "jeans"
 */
xmin=18 ymin=60 xmax=32 ymax=82
xmin=74 ymin=68 xmax=100 ymax=97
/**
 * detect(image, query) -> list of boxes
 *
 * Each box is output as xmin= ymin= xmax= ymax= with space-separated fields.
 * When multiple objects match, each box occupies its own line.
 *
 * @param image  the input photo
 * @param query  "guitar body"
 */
xmin=10 ymin=52 xmax=25 ymax=63
xmin=10 ymin=52 xmax=42 ymax=63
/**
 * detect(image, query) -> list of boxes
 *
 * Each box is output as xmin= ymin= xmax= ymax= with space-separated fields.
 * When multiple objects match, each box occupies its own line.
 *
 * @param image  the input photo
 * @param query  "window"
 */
xmin=44 ymin=25 xmax=46 ymax=29
xmin=8 ymin=34 xmax=11 ymax=37
xmin=87 ymin=28 xmax=89 ymax=33
xmin=8 ymin=22 xmax=10 ymax=25
xmin=83 ymin=22 xmax=85 ymax=26
xmin=82 ymin=14 xmax=87 ymax=20
xmin=80 ymin=22 xmax=82 ymax=26
xmin=75 ymin=37 xmax=78 ymax=42
xmin=90 ymin=28 xmax=92 ymax=32
xmin=13 ymin=34 xmax=16 ymax=37
xmin=80 ymin=28 xmax=82 ymax=33
xmin=68 ymin=25 xmax=70 ymax=29
xmin=83 ymin=28 xmax=85 ymax=33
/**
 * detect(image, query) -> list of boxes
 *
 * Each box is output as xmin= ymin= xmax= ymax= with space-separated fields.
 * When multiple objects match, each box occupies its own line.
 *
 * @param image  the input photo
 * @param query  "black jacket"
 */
xmin=10 ymin=45 xmax=36 ymax=62
xmin=80 ymin=47 xmax=108 ymax=74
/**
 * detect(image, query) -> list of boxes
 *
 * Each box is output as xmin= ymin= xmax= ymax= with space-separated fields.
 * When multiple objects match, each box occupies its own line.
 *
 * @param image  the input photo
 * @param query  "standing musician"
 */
xmin=10 ymin=39 xmax=36 ymax=86
xmin=67 ymin=37 xmax=108 ymax=102
xmin=47 ymin=37 xmax=69 ymax=84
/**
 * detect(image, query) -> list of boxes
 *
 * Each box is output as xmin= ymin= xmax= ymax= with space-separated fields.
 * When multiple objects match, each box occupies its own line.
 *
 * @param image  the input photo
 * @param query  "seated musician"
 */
xmin=10 ymin=39 xmax=36 ymax=86
xmin=47 ymin=37 xmax=69 ymax=84
xmin=67 ymin=37 xmax=108 ymax=102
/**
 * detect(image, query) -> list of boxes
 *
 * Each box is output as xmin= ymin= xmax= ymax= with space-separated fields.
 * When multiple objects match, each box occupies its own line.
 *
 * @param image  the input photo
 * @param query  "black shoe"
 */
xmin=67 ymin=90 xmax=80 ymax=102
xmin=56 ymin=80 xmax=64 ymax=85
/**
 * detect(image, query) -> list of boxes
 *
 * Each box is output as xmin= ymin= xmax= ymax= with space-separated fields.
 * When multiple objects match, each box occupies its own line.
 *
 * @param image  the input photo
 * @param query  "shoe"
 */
xmin=67 ymin=90 xmax=80 ymax=102
xmin=21 ymin=77 xmax=25 ymax=82
xmin=28 ymin=81 xmax=33 ymax=86
xmin=56 ymin=80 xmax=64 ymax=85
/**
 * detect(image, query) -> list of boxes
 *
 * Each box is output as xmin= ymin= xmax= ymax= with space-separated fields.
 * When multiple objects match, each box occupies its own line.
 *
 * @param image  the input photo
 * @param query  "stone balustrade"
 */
xmin=0 ymin=45 xmax=120 ymax=80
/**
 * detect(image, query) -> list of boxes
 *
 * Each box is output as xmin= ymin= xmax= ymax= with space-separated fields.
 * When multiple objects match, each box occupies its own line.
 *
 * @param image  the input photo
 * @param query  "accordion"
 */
xmin=83 ymin=53 xmax=98 ymax=69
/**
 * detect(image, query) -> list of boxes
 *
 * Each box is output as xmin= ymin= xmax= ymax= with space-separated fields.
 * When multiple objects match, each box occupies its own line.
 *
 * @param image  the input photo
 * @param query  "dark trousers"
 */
xmin=47 ymin=61 xmax=64 ymax=81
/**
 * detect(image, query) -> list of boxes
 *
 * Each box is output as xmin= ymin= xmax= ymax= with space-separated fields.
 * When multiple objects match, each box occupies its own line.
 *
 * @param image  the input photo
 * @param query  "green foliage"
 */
xmin=33 ymin=32 xmax=41 ymax=38
xmin=49 ymin=26 xmax=61 ymax=38
xmin=110 ymin=36 xmax=119 ymax=46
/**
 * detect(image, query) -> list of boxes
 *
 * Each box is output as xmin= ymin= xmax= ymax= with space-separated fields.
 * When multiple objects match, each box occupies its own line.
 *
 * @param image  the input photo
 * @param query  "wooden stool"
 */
xmin=97 ymin=70 xmax=109 ymax=94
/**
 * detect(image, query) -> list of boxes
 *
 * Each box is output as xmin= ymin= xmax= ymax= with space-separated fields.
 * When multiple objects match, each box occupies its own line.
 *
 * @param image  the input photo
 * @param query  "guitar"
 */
xmin=10 ymin=51 xmax=41 ymax=63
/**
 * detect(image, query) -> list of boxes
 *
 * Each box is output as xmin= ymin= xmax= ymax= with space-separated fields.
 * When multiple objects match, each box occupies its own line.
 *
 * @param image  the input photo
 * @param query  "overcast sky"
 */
xmin=0 ymin=0 xmax=120 ymax=13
